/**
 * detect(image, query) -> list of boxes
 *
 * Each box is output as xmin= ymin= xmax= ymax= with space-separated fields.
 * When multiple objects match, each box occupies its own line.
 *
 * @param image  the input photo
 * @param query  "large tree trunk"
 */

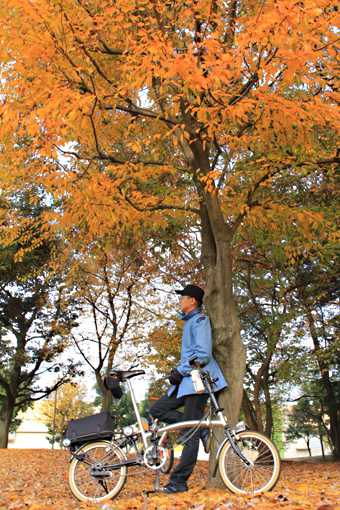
xmin=0 ymin=398 xmax=15 ymax=448
xmin=169 ymin=116 xmax=246 ymax=486
xmin=0 ymin=343 xmax=22 ymax=449
xmin=199 ymin=197 xmax=246 ymax=488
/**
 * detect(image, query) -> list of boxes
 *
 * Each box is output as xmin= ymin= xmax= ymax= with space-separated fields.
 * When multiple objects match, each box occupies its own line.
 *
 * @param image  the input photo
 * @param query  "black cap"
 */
xmin=175 ymin=284 xmax=205 ymax=304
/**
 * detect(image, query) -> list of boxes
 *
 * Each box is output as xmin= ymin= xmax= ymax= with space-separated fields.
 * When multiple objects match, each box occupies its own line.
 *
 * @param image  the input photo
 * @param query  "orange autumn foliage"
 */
xmin=0 ymin=0 xmax=338 ymax=246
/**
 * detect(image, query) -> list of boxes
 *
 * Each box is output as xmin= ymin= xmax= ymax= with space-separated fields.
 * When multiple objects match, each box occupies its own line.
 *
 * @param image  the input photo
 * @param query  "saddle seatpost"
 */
xmin=126 ymin=378 xmax=148 ymax=448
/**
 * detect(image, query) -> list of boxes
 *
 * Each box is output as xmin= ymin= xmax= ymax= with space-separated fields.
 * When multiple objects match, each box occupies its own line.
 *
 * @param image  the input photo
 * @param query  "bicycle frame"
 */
xmin=126 ymin=377 xmax=226 ymax=449
xmin=124 ymin=365 xmax=249 ymax=479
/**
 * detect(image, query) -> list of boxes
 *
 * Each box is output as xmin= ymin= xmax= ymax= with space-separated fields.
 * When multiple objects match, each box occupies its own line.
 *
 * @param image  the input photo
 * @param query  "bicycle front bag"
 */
xmin=67 ymin=411 xmax=116 ymax=446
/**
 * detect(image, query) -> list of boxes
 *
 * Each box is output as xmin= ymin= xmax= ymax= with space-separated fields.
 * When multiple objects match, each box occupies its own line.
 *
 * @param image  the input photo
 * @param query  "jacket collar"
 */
xmin=180 ymin=307 xmax=202 ymax=321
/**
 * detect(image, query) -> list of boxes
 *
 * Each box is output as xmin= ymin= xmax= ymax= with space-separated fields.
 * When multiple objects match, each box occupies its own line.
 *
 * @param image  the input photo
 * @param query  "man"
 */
xmin=150 ymin=284 xmax=227 ymax=494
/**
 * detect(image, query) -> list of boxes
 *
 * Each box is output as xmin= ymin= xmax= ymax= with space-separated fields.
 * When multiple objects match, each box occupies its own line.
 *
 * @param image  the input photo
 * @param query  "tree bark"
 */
xmin=100 ymin=391 xmax=112 ymax=413
xmin=241 ymin=389 xmax=258 ymax=430
xmin=0 ymin=332 xmax=23 ymax=449
xmin=0 ymin=397 xmax=16 ymax=448
xmin=263 ymin=366 xmax=273 ymax=438
xmin=95 ymin=369 xmax=112 ymax=413
xmin=306 ymin=438 xmax=312 ymax=457
xmin=319 ymin=432 xmax=325 ymax=460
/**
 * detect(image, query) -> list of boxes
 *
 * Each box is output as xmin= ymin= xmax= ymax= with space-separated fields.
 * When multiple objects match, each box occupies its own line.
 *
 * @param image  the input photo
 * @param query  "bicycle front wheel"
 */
xmin=219 ymin=431 xmax=281 ymax=495
xmin=68 ymin=441 xmax=127 ymax=503
xmin=160 ymin=440 xmax=174 ymax=474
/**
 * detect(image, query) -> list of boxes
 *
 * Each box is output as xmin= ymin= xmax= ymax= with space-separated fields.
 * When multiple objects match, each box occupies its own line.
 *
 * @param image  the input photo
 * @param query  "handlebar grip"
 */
xmin=188 ymin=356 xmax=206 ymax=369
xmin=188 ymin=356 xmax=198 ymax=366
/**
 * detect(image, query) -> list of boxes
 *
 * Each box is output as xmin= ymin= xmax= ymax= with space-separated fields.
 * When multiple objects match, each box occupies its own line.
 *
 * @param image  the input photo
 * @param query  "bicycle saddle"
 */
xmin=109 ymin=369 xmax=145 ymax=381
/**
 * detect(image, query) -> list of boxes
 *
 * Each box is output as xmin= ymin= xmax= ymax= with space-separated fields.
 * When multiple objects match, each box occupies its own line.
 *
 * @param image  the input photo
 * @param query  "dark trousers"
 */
xmin=149 ymin=388 xmax=209 ymax=485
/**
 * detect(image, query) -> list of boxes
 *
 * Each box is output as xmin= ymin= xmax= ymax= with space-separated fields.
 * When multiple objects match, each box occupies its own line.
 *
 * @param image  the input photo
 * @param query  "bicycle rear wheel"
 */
xmin=68 ymin=441 xmax=127 ymax=503
xmin=219 ymin=431 xmax=281 ymax=495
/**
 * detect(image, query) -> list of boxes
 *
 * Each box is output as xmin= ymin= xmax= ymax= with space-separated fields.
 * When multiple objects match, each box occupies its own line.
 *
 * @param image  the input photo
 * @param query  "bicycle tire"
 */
xmin=160 ymin=440 xmax=174 ymax=474
xmin=219 ymin=430 xmax=281 ymax=495
xmin=68 ymin=441 xmax=127 ymax=503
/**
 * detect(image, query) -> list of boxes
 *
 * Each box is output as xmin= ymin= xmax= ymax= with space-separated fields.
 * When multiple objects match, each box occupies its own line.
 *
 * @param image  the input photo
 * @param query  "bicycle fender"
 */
xmin=69 ymin=440 xmax=112 ymax=463
xmin=211 ymin=437 xmax=229 ymax=478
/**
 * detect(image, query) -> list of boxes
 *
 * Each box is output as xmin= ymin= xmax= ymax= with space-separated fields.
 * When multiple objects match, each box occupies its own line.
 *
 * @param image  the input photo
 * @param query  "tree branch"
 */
xmin=228 ymin=47 xmax=278 ymax=106
xmin=100 ymin=102 xmax=179 ymax=126
xmin=123 ymin=193 xmax=199 ymax=214
xmin=231 ymin=155 xmax=340 ymax=233
xmin=72 ymin=334 xmax=95 ymax=371
xmin=55 ymin=144 xmax=167 ymax=167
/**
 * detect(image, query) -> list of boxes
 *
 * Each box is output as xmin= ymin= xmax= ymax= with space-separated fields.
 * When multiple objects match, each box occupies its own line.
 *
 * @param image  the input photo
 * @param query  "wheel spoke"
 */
xmin=247 ymin=467 xmax=253 ymax=491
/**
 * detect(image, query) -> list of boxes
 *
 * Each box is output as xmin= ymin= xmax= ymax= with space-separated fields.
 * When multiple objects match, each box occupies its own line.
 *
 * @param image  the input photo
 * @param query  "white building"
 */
xmin=8 ymin=407 xmax=56 ymax=449
xmin=284 ymin=436 xmax=330 ymax=458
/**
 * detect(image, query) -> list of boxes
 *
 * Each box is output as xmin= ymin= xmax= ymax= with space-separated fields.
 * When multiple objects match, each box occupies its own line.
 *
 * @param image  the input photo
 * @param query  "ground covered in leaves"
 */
xmin=0 ymin=450 xmax=339 ymax=510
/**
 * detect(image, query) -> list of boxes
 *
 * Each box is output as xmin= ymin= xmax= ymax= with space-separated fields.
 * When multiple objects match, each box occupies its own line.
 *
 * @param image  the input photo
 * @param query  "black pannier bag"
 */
xmin=67 ymin=411 xmax=116 ymax=446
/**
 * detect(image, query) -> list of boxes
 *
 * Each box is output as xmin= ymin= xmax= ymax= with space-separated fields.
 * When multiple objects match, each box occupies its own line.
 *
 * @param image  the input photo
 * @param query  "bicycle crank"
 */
xmin=143 ymin=446 xmax=167 ymax=470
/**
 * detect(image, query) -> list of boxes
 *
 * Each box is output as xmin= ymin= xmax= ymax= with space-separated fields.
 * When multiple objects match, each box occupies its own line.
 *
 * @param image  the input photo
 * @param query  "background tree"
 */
xmin=68 ymin=243 xmax=172 ymax=412
xmin=235 ymin=247 xmax=340 ymax=452
xmin=235 ymin=257 xmax=299 ymax=437
xmin=36 ymin=382 xmax=94 ymax=446
xmin=143 ymin=322 xmax=182 ymax=389
xmin=109 ymin=392 xmax=137 ymax=430
xmin=0 ymin=189 xmax=82 ymax=448
xmin=233 ymin=162 xmax=340 ymax=450
xmin=285 ymin=396 xmax=329 ymax=458
xmin=296 ymin=273 xmax=340 ymax=457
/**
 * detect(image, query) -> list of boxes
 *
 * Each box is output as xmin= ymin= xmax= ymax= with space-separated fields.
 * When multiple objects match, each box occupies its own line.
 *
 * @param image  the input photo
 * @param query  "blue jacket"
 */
xmin=168 ymin=307 xmax=227 ymax=398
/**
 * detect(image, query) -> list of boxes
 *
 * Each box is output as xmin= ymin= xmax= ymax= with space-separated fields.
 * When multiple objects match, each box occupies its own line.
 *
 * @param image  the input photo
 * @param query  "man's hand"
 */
xmin=169 ymin=368 xmax=183 ymax=386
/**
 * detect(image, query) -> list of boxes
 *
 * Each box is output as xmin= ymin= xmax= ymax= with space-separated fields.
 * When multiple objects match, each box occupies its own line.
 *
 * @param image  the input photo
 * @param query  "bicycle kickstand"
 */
xmin=145 ymin=469 xmax=160 ymax=497
xmin=154 ymin=469 xmax=160 ymax=490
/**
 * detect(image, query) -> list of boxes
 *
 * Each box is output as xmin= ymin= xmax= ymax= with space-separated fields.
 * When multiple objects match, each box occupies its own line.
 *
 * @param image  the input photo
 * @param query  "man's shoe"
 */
xmin=200 ymin=428 xmax=211 ymax=453
xmin=161 ymin=483 xmax=188 ymax=493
